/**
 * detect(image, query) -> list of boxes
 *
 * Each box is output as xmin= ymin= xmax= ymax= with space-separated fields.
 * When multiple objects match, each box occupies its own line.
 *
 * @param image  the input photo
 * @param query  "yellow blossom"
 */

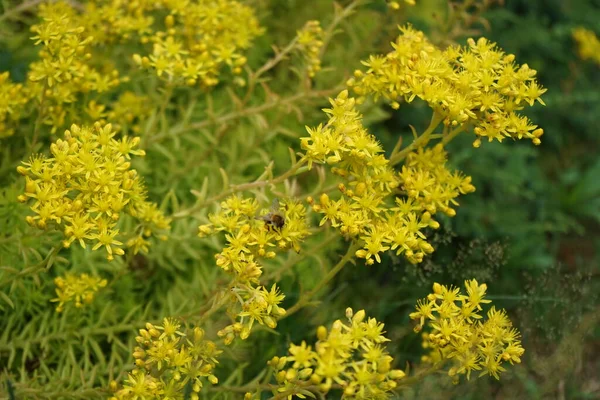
xmin=347 ymin=25 xmax=547 ymax=146
xmin=572 ymin=27 xmax=600 ymax=65
xmin=296 ymin=21 xmax=324 ymax=78
xmin=411 ymin=280 xmax=525 ymax=381
xmin=201 ymin=196 xmax=310 ymax=342
xmin=302 ymin=91 xmax=473 ymax=265
xmin=18 ymin=122 xmax=171 ymax=260
xmin=0 ymin=72 xmax=30 ymax=139
xmin=51 ymin=273 xmax=107 ymax=312
xmin=28 ymin=2 xmax=123 ymax=132
xmin=268 ymin=308 xmax=404 ymax=399
xmin=96 ymin=0 xmax=265 ymax=87
xmin=111 ymin=319 xmax=221 ymax=400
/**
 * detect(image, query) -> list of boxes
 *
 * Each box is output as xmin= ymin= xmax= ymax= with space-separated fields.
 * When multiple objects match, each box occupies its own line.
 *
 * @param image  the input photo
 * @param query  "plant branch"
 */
xmin=172 ymin=158 xmax=309 ymax=219
xmin=318 ymin=0 xmax=366 ymax=59
xmin=0 ymin=0 xmax=83 ymax=22
xmin=148 ymin=88 xmax=338 ymax=145
xmin=441 ymin=125 xmax=466 ymax=144
xmin=389 ymin=111 xmax=444 ymax=166
xmin=284 ymin=241 xmax=360 ymax=317
xmin=396 ymin=360 xmax=447 ymax=388
xmin=264 ymin=232 xmax=338 ymax=281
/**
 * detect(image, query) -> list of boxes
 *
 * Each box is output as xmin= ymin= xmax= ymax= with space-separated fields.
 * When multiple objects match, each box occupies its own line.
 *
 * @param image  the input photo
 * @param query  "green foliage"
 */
xmin=0 ymin=0 xmax=598 ymax=399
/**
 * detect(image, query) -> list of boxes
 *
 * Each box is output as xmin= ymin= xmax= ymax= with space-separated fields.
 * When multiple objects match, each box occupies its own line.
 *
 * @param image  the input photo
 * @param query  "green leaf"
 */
xmin=0 ymin=290 xmax=14 ymax=309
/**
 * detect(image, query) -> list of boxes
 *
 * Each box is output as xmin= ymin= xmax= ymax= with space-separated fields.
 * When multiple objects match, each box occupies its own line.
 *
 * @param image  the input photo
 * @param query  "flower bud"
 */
xmin=390 ymin=369 xmax=405 ymax=379
xmin=276 ymin=370 xmax=287 ymax=383
xmin=285 ymin=368 xmax=297 ymax=381
xmin=277 ymin=356 xmax=288 ymax=370
xmin=264 ymin=316 xmax=277 ymax=329
xmin=352 ymin=309 xmax=366 ymax=324
xmin=355 ymin=182 xmax=366 ymax=196
xmin=355 ymin=249 xmax=368 ymax=259
xmin=165 ymin=15 xmax=175 ymax=28
xmin=299 ymin=368 xmax=313 ymax=379
xmin=316 ymin=326 xmax=327 ymax=341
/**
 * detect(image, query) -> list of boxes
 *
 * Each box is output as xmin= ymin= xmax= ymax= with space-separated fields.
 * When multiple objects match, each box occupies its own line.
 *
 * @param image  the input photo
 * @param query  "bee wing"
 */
xmin=255 ymin=199 xmax=281 ymax=221
xmin=270 ymin=198 xmax=280 ymax=213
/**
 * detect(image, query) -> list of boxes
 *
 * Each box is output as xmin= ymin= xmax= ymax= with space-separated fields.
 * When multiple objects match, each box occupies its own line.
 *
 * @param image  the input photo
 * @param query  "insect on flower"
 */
xmin=256 ymin=198 xmax=286 ymax=230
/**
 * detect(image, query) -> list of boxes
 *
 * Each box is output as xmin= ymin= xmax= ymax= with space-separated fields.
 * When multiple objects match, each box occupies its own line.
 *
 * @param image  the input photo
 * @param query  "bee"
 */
xmin=257 ymin=198 xmax=286 ymax=230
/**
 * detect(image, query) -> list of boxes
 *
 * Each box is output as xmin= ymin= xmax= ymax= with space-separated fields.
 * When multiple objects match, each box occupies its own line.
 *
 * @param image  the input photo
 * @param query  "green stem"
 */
xmin=0 ymin=0 xmax=84 ymax=23
xmin=158 ymin=82 xmax=174 ymax=117
xmin=172 ymin=158 xmax=309 ymax=219
xmin=389 ymin=111 xmax=443 ymax=166
xmin=318 ymin=0 xmax=366 ymax=60
xmin=0 ymin=246 xmax=60 ymax=289
xmin=284 ymin=241 xmax=360 ymax=317
xmin=441 ymin=125 xmax=465 ymax=145
xmin=269 ymin=384 xmax=321 ymax=400
xmin=12 ymin=386 xmax=107 ymax=400
xmin=264 ymin=232 xmax=337 ymax=281
xmin=31 ymin=83 xmax=48 ymax=150
xmin=397 ymin=360 xmax=447 ymax=388
xmin=207 ymin=383 xmax=274 ymax=393
xmin=149 ymin=88 xmax=339 ymax=145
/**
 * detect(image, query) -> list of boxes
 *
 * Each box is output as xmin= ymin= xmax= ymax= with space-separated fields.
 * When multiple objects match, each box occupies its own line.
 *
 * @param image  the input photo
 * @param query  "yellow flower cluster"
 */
xmin=50 ymin=272 xmax=107 ymax=312
xmin=303 ymin=90 xmax=473 ymax=264
xmin=266 ymin=308 xmax=405 ymax=399
xmin=90 ymin=0 xmax=265 ymax=86
xmin=572 ymin=27 xmax=600 ymax=66
xmin=0 ymin=72 xmax=29 ymax=139
xmin=29 ymin=2 xmax=122 ymax=131
xmin=17 ymin=122 xmax=171 ymax=260
xmin=399 ymin=144 xmax=475 ymax=217
xmin=107 ymin=91 xmax=153 ymax=133
xmin=198 ymin=196 xmax=310 ymax=342
xmin=347 ymin=25 xmax=546 ymax=146
xmin=84 ymin=91 xmax=152 ymax=134
xmin=110 ymin=318 xmax=221 ymax=400
xmin=410 ymin=280 xmax=525 ymax=381
xmin=387 ymin=0 xmax=416 ymax=10
xmin=296 ymin=21 xmax=324 ymax=78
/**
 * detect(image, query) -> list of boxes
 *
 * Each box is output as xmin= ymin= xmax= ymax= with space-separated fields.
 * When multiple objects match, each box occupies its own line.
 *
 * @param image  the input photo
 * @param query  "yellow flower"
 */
xmin=269 ymin=308 xmax=405 ymax=399
xmin=117 ymin=0 xmax=264 ymax=86
xmin=112 ymin=319 xmax=221 ymax=400
xmin=348 ymin=25 xmax=547 ymax=146
xmin=296 ymin=21 xmax=324 ymax=78
xmin=18 ymin=122 xmax=171 ymax=260
xmin=412 ymin=280 xmax=525 ymax=381
xmin=91 ymin=228 xmax=125 ymax=261
xmin=572 ymin=27 xmax=600 ymax=65
xmin=204 ymin=197 xmax=309 ymax=342
xmin=51 ymin=273 xmax=107 ymax=312
xmin=27 ymin=2 xmax=122 ymax=131
xmin=303 ymin=91 xmax=475 ymax=265
xmin=0 ymin=72 xmax=30 ymax=139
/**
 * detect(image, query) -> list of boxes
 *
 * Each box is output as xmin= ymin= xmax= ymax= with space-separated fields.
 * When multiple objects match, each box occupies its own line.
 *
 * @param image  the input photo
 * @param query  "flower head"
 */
xmin=412 ymin=280 xmax=525 ymax=381
xmin=269 ymin=308 xmax=404 ymax=398
xmin=19 ymin=122 xmax=171 ymax=260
